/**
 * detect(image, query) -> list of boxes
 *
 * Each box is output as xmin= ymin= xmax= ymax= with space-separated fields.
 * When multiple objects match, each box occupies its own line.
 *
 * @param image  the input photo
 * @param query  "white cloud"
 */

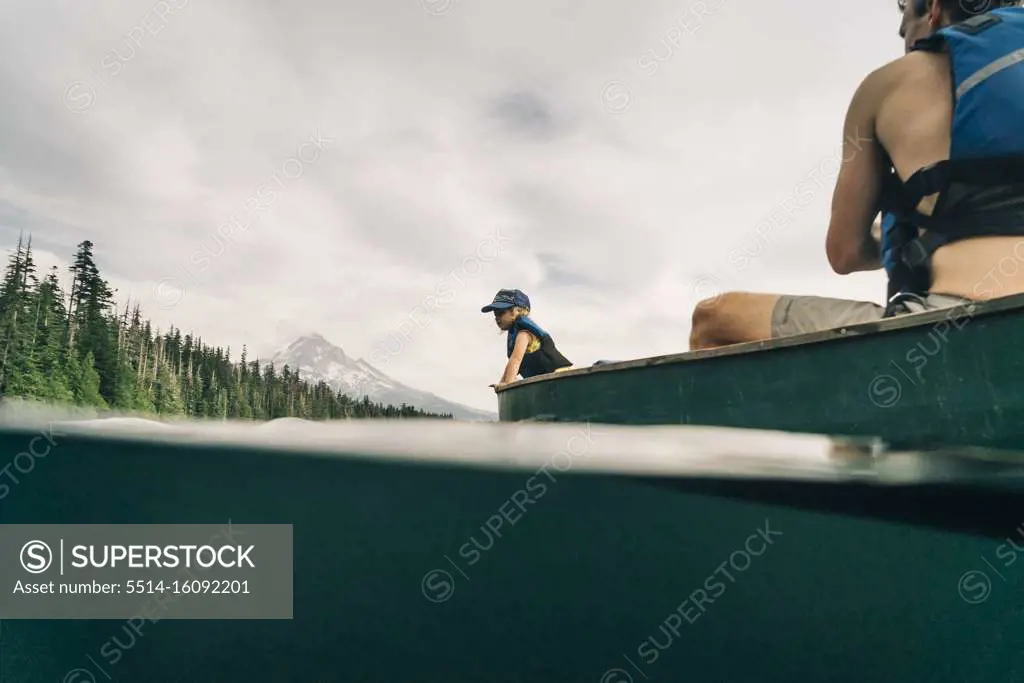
xmin=0 ymin=0 xmax=907 ymax=412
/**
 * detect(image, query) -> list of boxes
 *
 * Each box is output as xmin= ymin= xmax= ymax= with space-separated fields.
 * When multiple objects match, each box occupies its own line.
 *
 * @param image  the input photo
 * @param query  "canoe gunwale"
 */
xmin=495 ymin=292 xmax=1024 ymax=392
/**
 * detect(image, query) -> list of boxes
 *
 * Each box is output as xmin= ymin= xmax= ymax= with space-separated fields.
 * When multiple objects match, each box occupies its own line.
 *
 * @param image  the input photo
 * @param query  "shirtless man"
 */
xmin=690 ymin=0 xmax=1024 ymax=350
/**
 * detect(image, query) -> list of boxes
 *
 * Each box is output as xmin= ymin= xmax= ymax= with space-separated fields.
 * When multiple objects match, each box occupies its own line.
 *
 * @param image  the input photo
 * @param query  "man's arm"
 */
xmin=825 ymin=70 xmax=889 ymax=275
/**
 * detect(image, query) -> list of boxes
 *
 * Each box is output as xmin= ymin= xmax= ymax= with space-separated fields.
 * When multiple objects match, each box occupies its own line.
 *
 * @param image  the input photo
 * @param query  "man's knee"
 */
xmin=691 ymin=293 xmax=727 ymax=331
xmin=690 ymin=292 xmax=752 ymax=349
xmin=692 ymin=294 xmax=721 ymax=323
xmin=693 ymin=292 xmax=752 ymax=319
xmin=690 ymin=310 xmax=710 ymax=350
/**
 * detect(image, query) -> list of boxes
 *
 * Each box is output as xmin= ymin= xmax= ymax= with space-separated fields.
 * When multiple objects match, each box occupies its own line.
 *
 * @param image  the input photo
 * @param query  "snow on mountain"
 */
xmin=268 ymin=333 xmax=497 ymax=421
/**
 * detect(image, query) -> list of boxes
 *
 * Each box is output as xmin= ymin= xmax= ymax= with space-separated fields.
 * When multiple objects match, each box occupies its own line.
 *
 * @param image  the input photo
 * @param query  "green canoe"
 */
xmin=498 ymin=292 xmax=1024 ymax=449
xmin=0 ymin=415 xmax=1023 ymax=682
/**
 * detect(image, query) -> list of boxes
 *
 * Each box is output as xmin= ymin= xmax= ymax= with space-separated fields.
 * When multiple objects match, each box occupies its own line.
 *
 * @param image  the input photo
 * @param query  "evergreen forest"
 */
xmin=0 ymin=238 xmax=452 ymax=421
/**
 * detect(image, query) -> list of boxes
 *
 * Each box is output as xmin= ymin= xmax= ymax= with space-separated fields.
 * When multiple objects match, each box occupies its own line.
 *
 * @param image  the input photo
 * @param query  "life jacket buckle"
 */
xmin=883 ymin=291 xmax=928 ymax=318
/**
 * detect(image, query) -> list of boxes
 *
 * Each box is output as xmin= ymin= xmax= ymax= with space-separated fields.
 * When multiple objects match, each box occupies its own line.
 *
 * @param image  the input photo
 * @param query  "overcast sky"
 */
xmin=1 ymin=0 xmax=905 ymax=413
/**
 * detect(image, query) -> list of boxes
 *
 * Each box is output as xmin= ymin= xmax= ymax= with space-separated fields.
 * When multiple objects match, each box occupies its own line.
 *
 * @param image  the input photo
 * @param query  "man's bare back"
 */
xmin=873 ymin=50 xmax=1024 ymax=300
xmin=689 ymin=4 xmax=1024 ymax=351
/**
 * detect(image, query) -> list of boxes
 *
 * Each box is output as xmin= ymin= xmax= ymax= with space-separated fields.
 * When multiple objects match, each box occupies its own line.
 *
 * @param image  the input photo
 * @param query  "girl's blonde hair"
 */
xmin=496 ymin=306 xmax=531 ymax=335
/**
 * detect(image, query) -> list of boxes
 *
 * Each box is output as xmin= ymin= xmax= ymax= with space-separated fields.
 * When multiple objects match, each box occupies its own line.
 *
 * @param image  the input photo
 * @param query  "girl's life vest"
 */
xmin=505 ymin=315 xmax=572 ymax=379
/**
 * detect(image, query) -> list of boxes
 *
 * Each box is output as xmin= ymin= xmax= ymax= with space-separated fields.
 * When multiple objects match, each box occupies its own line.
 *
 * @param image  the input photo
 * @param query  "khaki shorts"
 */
xmin=769 ymin=292 xmax=973 ymax=338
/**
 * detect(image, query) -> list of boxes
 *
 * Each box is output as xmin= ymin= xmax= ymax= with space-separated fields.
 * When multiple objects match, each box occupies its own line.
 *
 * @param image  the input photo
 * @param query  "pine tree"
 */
xmin=35 ymin=267 xmax=74 ymax=402
xmin=154 ymin=360 xmax=185 ymax=416
xmin=67 ymin=240 xmax=118 ymax=402
xmin=1 ymin=238 xmax=48 ymax=398
xmin=71 ymin=351 xmax=107 ymax=407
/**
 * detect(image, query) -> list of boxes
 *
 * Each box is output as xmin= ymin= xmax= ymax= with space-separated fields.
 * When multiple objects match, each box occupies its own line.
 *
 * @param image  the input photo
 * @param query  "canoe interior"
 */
xmin=0 ymin=418 xmax=1022 ymax=683
xmin=498 ymin=292 xmax=1024 ymax=449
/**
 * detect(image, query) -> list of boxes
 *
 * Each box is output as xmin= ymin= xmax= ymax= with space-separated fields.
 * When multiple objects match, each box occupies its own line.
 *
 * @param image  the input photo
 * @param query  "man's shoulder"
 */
xmin=891 ymin=49 xmax=947 ymax=73
xmin=857 ymin=52 xmax=941 ymax=99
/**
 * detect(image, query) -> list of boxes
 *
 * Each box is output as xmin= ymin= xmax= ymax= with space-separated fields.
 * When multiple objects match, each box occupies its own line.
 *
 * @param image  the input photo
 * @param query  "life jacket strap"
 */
xmin=881 ymin=155 xmax=1024 ymax=297
xmin=902 ymin=210 xmax=1024 ymax=267
xmin=900 ymin=231 xmax=951 ymax=269
xmin=893 ymin=155 xmax=1024 ymax=215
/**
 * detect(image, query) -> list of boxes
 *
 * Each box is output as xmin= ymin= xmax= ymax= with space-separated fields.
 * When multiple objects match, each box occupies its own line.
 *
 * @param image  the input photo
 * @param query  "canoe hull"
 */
xmin=498 ymin=294 xmax=1024 ymax=449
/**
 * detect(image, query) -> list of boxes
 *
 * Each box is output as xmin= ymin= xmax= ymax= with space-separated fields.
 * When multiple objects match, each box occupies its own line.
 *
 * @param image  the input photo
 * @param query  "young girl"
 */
xmin=481 ymin=288 xmax=572 ymax=390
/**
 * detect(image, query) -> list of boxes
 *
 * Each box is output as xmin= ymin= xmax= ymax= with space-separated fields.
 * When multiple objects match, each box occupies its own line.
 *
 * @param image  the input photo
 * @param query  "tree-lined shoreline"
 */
xmin=0 ymin=237 xmax=452 ymax=421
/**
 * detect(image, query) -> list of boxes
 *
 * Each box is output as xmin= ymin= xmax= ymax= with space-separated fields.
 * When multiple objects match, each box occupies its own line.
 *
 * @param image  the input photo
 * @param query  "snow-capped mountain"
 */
xmin=268 ymin=333 xmax=497 ymax=421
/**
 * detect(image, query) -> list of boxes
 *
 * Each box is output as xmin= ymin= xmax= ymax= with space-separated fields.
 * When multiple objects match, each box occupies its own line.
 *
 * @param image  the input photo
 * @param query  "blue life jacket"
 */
xmin=879 ymin=211 xmax=899 ymax=276
xmin=506 ymin=315 xmax=572 ymax=379
xmin=506 ymin=316 xmax=547 ymax=356
xmin=880 ymin=7 xmax=1024 ymax=300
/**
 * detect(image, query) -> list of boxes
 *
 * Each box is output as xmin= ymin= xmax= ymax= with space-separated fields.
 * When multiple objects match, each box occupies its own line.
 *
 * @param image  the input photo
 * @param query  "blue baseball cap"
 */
xmin=481 ymin=288 xmax=530 ymax=313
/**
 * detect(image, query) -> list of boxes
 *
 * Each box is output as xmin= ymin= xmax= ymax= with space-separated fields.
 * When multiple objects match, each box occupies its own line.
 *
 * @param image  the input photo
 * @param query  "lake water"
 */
xmin=0 ymin=407 xmax=1022 ymax=683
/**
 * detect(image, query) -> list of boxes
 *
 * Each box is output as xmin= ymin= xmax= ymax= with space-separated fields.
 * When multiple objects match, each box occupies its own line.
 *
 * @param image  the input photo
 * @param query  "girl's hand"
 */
xmin=489 ymin=382 xmax=505 ymax=392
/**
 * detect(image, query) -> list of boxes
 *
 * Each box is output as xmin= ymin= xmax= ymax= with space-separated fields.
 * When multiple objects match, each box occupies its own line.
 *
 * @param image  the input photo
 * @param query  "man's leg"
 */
xmin=689 ymin=292 xmax=779 ymax=350
xmin=690 ymin=292 xmax=886 ymax=350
